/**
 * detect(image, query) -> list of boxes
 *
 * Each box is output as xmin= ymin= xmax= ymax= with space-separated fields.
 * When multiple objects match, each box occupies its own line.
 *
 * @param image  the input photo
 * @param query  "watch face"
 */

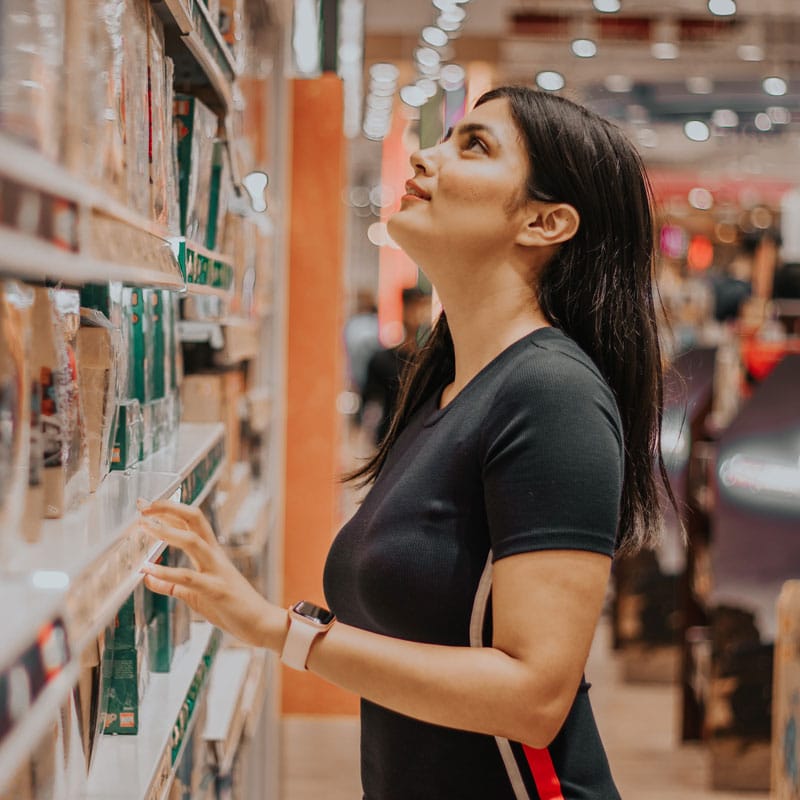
xmin=293 ymin=601 xmax=336 ymax=626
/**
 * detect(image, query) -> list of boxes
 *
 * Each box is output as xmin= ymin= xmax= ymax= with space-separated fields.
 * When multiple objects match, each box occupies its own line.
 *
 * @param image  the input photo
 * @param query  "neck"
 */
xmin=432 ymin=256 xmax=550 ymax=404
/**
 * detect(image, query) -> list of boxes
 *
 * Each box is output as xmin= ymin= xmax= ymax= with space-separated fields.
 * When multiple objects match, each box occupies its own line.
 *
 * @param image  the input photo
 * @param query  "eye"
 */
xmin=465 ymin=135 xmax=488 ymax=153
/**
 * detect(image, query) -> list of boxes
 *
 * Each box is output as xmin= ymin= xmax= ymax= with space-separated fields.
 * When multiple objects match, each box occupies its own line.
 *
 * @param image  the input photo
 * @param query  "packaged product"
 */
xmin=123 ymin=0 xmax=151 ymax=218
xmin=0 ymin=0 xmax=66 ymax=160
xmin=31 ymin=288 xmax=88 ymax=518
xmin=74 ymin=637 xmax=103 ymax=770
xmin=218 ymin=0 xmax=244 ymax=62
xmin=77 ymin=309 xmax=124 ymax=492
xmin=181 ymin=371 xmax=243 ymax=471
xmin=206 ymin=140 xmax=231 ymax=251
xmin=126 ymin=286 xmax=153 ymax=404
xmin=101 ymin=593 xmax=141 ymax=734
xmin=22 ymin=380 xmax=45 ymax=544
xmin=164 ymin=58 xmax=182 ymax=236
xmin=148 ymin=11 xmax=169 ymax=225
xmin=174 ymin=95 xmax=219 ymax=245
xmin=110 ymin=399 xmax=142 ymax=471
xmin=63 ymin=0 xmax=122 ymax=194
xmin=773 ymin=581 xmax=800 ymax=799
xmin=0 ymin=282 xmax=33 ymax=553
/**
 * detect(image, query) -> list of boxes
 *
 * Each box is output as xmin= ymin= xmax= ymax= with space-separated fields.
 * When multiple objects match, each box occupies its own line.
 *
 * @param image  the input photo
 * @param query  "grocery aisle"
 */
xmin=280 ymin=618 xmax=770 ymax=800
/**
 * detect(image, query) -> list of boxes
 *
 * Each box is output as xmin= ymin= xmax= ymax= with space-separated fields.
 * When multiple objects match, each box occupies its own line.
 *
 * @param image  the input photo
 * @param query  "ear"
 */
xmin=515 ymin=202 xmax=580 ymax=248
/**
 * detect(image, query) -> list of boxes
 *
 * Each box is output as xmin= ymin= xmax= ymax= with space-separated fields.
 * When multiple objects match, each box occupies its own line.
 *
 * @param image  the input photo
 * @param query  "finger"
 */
xmin=141 ymin=501 xmax=217 ymax=546
xmin=139 ymin=518 xmax=212 ymax=571
xmin=141 ymin=562 xmax=206 ymax=588
xmin=142 ymin=573 xmax=192 ymax=604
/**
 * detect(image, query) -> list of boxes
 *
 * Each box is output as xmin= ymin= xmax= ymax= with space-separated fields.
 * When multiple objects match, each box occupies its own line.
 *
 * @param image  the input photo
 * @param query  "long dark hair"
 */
xmin=349 ymin=86 xmax=675 ymax=555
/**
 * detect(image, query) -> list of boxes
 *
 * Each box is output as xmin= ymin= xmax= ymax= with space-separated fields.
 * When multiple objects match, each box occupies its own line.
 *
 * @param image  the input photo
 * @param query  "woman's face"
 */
xmin=387 ymin=98 xmax=532 ymax=267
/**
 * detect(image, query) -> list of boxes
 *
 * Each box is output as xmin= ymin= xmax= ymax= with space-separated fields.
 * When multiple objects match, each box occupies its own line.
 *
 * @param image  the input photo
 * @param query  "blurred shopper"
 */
xmin=140 ymin=87 xmax=675 ymax=800
xmin=343 ymin=290 xmax=381 ymax=394
xmin=361 ymin=287 xmax=430 ymax=444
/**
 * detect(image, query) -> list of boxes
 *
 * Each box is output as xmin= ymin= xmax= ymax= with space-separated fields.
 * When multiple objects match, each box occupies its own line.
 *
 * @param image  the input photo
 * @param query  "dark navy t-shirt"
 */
xmin=323 ymin=327 xmax=624 ymax=799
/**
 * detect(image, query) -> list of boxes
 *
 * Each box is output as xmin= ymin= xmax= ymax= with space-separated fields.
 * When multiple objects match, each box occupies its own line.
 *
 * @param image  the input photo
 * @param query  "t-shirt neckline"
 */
xmin=422 ymin=326 xmax=561 ymax=427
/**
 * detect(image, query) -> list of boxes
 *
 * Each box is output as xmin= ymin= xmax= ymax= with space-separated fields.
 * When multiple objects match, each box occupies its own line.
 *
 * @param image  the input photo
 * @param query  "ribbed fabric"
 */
xmin=324 ymin=327 xmax=623 ymax=799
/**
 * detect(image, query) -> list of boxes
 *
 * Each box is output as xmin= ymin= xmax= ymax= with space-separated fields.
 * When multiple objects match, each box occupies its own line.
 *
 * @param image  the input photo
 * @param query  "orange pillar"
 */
xmin=282 ymin=75 xmax=358 ymax=715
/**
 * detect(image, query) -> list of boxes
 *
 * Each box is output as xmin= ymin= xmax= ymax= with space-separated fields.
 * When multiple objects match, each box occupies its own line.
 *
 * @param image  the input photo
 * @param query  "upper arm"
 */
xmin=491 ymin=549 xmax=611 ymax=734
xmin=480 ymin=352 xmax=622 ymax=731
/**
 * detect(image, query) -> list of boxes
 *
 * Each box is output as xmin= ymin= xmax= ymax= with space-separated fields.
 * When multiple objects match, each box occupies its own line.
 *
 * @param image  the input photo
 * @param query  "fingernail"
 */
xmin=139 ymin=565 xmax=151 ymax=574
xmin=136 ymin=498 xmax=149 ymax=512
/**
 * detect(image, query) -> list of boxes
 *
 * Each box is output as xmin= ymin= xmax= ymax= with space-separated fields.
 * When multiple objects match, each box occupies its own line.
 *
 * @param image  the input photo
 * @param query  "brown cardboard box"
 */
xmin=31 ymin=288 xmax=88 ymax=518
xmin=772 ymin=581 xmax=800 ymax=798
xmin=77 ymin=323 xmax=119 ymax=492
xmin=181 ymin=370 xmax=244 ymax=474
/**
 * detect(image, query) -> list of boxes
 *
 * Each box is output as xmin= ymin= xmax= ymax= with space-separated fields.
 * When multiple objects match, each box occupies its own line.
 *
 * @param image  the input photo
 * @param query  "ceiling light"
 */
xmin=737 ymin=44 xmax=764 ymax=61
xmin=708 ymin=0 xmax=736 ymax=15
xmin=416 ymin=77 xmax=439 ymax=98
xmin=593 ymin=0 xmax=621 ymax=11
xmin=712 ymin=108 xmax=739 ymax=127
xmin=421 ymin=26 xmax=449 ymax=48
xmin=535 ymin=71 xmax=565 ymax=92
xmin=400 ymin=84 xmax=428 ymax=107
xmin=684 ymin=120 xmax=710 ymax=142
xmin=636 ymin=128 xmax=659 ymax=149
xmin=433 ymin=0 xmax=456 ymax=9
xmin=440 ymin=5 xmax=466 ymax=22
xmin=754 ymin=112 xmax=773 ymax=132
xmin=689 ymin=188 xmax=714 ymax=210
xmin=571 ymin=38 xmax=597 ymax=58
xmin=686 ymin=76 xmax=714 ymax=95
xmin=440 ymin=63 xmax=466 ymax=90
xmin=767 ymin=106 xmax=791 ymax=125
xmin=763 ymin=76 xmax=788 ymax=96
xmin=292 ymin=0 xmax=321 ymax=75
xmin=369 ymin=63 xmax=399 ymax=83
xmin=437 ymin=14 xmax=462 ymax=32
xmin=605 ymin=74 xmax=633 ymax=93
xmin=415 ymin=47 xmax=441 ymax=69
xmin=651 ymin=42 xmax=679 ymax=60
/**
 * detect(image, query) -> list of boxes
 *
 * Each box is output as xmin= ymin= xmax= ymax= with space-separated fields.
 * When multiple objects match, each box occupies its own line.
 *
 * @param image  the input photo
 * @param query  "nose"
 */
xmin=409 ymin=146 xmax=435 ymax=176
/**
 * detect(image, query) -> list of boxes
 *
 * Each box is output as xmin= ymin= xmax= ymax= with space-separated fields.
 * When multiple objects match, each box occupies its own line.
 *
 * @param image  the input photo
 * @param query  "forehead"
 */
xmin=459 ymin=97 xmax=519 ymax=140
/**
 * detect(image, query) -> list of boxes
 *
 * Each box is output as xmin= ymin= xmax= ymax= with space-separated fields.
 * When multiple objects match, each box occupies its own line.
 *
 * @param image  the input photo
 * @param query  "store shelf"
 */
xmin=0 ymin=134 xmax=185 ymax=289
xmin=153 ymin=0 xmax=237 ymax=115
xmin=0 ymin=227 xmax=185 ymax=289
xmin=203 ymin=648 xmax=265 ymax=773
xmin=86 ymin=622 xmax=220 ymax=800
xmin=171 ymin=237 xmax=235 ymax=295
xmin=0 ymin=424 xmax=224 ymax=793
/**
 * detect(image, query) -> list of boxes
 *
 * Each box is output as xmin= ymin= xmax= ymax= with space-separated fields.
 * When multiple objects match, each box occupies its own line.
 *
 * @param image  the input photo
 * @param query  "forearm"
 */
xmin=267 ymin=610 xmax=568 ymax=748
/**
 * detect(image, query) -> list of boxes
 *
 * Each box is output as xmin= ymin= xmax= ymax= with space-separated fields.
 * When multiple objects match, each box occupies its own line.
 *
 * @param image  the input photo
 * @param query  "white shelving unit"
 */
xmin=0 ymin=424 xmax=225 ymax=794
xmin=0 ymin=0 xmax=288 ymax=795
xmin=86 ymin=622 xmax=219 ymax=800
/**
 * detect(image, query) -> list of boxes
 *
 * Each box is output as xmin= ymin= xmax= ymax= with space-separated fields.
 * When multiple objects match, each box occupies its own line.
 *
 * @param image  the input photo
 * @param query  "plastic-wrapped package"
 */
xmin=206 ymin=140 xmax=231 ymax=251
xmin=123 ymin=0 xmax=151 ymax=218
xmin=0 ymin=0 xmax=66 ymax=160
xmin=175 ymin=95 xmax=219 ymax=244
xmin=148 ymin=11 xmax=169 ymax=225
xmin=0 ymin=282 xmax=33 ymax=555
xmin=77 ymin=309 xmax=124 ymax=493
xmin=64 ymin=0 xmax=130 ymax=199
xmin=31 ymin=287 xmax=89 ymax=518
xmin=164 ymin=58 xmax=181 ymax=236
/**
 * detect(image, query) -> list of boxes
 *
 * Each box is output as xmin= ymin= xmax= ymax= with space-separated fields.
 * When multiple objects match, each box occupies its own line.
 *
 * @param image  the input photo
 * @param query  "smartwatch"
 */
xmin=280 ymin=601 xmax=336 ymax=671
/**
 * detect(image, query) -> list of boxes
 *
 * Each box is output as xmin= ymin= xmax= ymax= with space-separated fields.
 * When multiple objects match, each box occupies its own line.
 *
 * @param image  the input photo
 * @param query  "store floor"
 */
xmin=280 ymin=618 xmax=770 ymax=800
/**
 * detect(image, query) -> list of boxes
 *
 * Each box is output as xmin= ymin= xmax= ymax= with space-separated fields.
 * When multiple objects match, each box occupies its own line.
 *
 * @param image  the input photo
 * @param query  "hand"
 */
xmin=138 ymin=501 xmax=287 ymax=650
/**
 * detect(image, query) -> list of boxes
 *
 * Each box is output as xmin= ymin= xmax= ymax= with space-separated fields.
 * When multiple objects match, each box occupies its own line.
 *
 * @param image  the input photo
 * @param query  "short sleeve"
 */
xmin=481 ymin=348 xmax=623 ymax=561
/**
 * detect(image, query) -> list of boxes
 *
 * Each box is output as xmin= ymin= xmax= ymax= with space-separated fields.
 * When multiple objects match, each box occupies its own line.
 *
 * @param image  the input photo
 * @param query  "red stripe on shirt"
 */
xmin=522 ymin=745 xmax=565 ymax=800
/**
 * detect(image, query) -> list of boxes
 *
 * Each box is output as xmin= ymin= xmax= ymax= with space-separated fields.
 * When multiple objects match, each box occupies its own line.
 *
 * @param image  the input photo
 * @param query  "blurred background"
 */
xmin=1 ymin=0 xmax=800 ymax=798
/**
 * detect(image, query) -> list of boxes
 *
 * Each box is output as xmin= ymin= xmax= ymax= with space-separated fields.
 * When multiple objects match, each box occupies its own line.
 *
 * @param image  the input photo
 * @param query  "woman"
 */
xmin=140 ymin=86 xmax=672 ymax=799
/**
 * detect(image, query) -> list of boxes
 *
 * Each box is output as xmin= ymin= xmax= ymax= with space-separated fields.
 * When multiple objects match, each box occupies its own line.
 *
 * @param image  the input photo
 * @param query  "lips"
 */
xmin=404 ymin=180 xmax=431 ymax=201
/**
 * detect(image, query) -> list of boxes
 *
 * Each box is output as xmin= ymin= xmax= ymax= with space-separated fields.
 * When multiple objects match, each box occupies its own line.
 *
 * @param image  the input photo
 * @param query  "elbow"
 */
xmin=507 ymin=690 xmax=571 ymax=749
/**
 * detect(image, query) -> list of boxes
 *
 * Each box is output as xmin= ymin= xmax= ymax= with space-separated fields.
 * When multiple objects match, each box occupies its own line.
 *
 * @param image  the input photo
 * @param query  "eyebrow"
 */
xmin=443 ymin=122 xmax=500 ymax=145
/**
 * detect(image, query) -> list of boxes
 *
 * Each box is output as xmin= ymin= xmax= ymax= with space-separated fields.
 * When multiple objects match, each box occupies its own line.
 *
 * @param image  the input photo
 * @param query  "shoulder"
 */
xmin=495 ymin=329 xmax=618 ymax=413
